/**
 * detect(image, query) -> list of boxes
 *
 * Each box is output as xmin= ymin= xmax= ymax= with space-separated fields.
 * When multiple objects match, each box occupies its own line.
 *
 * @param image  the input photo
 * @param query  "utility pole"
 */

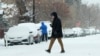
xmin=88 ymin=5 xmax=91 ymax=27
xmin=33 ymin=0 xmax=35 ymax=22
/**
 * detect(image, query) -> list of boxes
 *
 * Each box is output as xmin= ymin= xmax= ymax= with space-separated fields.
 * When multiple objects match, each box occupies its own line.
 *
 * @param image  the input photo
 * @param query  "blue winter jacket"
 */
xmin=40 ymin=22 xmax=47 ymax=34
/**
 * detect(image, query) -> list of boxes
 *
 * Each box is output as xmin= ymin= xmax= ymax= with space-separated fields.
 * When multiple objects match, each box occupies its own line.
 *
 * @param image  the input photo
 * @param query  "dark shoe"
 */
xmin=61 ymin=50 xmax=65 ymax=53
xmin=46 ymin=50 xmax=51 ymax=53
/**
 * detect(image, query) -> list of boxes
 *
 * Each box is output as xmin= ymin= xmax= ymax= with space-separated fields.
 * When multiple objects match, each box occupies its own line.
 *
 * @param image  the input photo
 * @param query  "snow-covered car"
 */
xmin=63 ymin=28 xmax=75 ymax=37
xmin=83 ymin=29 xmax=91 ymax=35
xmin=18 ymin=23 xmax=41 ymax=43
xmin=4 ymin=23 xmax=39 ymax=45
xmin=72 ymin=27 xmax=84 ymax=37
xmin=95 ymin=29 xmax=100 ymax=34
xmin=84 ymin=27 xmax=96 ymax=35
xmin=88 ymin=28 xmax=96 ymax=34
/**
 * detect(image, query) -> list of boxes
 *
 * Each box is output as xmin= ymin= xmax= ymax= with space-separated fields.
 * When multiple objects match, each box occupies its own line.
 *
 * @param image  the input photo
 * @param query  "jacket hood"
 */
xmin=51 ymin=12 xmax=58 ymax=19
xmin=41 ymin=22 xmax=45 ymax=25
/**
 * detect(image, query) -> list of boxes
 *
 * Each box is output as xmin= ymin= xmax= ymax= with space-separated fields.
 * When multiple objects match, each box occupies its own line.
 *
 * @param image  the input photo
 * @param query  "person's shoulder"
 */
xmin=57 ymin=18 xmax=61 ymax=22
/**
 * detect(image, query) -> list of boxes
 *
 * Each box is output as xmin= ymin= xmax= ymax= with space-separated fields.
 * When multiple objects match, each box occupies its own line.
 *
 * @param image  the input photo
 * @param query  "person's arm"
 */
xmin=39 ymin=26 xmax=42 ymax=30
xmin=53 ymin=19 xmax=61 ymax=34
xmin=55 ymin=19 xmax=61 ymax=31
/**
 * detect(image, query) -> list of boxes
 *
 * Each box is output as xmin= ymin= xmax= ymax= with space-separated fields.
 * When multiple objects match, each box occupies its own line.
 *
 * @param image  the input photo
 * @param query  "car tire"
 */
xmin=28 ymin=37 xmax=33 ymax=45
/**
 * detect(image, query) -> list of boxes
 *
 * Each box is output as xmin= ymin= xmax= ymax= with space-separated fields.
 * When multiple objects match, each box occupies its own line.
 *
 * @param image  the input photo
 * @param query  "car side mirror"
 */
xmin=29 ymin=31 xmax=33 ymax=33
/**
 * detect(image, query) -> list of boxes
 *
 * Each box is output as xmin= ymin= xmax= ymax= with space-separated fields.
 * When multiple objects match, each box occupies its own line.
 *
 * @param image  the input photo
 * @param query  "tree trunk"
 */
xmin=15 ymin=0 xmax=30 ymax=22
xmin=15 ymin=0 xmax=27 ymax=15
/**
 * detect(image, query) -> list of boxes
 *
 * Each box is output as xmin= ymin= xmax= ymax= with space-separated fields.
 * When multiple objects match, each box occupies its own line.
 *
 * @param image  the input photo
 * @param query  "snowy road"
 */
xmin=0 ymin=34 xmax=100 ymax=56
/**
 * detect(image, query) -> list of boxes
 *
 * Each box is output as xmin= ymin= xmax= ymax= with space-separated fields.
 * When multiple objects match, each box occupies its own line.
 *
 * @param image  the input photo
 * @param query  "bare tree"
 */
xmin=15 ymin=0 xmax=31 ymax=22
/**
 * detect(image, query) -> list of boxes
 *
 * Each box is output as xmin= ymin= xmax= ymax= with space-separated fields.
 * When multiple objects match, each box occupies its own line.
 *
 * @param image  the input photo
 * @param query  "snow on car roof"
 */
xmin=72 ymin=27 xmax=82 ymax=31
xmin=18 ymin=23 xmax=37 ymax=29
xmin=18 ymin=23 xmax=39 ymax=36
xmin=6 ymin=25 xmax=38 ymax=37
xmin=7 ymin=26 xmax=31 ymax=34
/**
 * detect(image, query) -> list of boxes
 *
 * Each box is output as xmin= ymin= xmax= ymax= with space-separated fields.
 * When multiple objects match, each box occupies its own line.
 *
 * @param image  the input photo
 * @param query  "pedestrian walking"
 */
xmin=46 ymin=12 xmax=65 ymax=53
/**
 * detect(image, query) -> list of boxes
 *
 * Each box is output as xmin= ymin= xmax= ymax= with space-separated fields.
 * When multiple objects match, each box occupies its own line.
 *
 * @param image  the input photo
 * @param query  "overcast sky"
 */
xmin=82 ymin=0 xmax=100 ymax=5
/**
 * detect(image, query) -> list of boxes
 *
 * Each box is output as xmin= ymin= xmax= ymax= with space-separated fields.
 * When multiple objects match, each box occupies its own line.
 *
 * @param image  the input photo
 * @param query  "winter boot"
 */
xmin=61 ymin=50 xmax=65 ymax=53
xmin=46 ymin=49 xmax=51 ymax=53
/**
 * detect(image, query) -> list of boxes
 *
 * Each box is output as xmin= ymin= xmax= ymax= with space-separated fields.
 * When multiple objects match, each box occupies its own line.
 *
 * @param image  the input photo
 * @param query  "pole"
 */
xmin=89 ymin=8 xmax=90 ymax=27
xmin=33 ymin=0 xmax=35 ymax=22
xmin=4 ymin=34 xmax=8 ymax=47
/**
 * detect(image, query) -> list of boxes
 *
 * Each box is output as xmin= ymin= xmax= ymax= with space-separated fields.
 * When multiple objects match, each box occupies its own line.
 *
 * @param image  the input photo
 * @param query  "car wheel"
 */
xmin=4 ymin=39 xmax=9 ymax=46
xmin=28 ymin=37 xmax=34 ymax=45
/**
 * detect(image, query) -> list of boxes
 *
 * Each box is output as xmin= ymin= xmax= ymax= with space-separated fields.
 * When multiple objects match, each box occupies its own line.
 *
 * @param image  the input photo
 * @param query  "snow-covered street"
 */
xmin=0 ymin=34 xmax=100 ymax=56
xmin=0 ymin=0 xmax=100 ymax=56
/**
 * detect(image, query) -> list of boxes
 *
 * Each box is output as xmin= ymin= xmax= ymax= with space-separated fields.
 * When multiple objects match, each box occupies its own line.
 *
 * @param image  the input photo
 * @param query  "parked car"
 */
xmin=88 ymin=28 xmax=96 ymax=34
xmin=95 ymin=29 xmax=100 ymax=34
xmin=84 ymin=27 xmax=96 ymax=35
xmin=72 ymin=27 xmax=85 ymax=37
xmin=83 ymin=29 xmax=91 ymax=35
xmin=63 ymin=28 xmax=75 ymax=37
xmin=18 ymin=23 xmax=41 ymax=43
xmin=5 ymin=23 xmax=38 ymax=46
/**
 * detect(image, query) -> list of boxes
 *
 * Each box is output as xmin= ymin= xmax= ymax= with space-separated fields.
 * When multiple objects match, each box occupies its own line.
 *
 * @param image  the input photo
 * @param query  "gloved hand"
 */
xmin=54 ymin=31 xmax=57 ymax=35
xmin=50 ymin=24 xmax=52 ymax=27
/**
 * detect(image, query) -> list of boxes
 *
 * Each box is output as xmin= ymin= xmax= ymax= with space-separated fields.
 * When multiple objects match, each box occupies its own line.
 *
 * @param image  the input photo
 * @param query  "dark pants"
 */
xmin=48 ymin=38 xmax=64 ymax=51
xmin=41 ymin=33 xmax=48 ymax=42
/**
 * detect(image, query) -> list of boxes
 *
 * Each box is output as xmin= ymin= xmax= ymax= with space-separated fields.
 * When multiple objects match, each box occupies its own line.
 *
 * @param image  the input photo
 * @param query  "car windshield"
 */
xmin=6 ymin=26 xmax=31 ymax=36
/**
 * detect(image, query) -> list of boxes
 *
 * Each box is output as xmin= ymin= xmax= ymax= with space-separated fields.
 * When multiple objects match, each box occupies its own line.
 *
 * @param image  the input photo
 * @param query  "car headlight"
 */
xmin=17 ymin=37 xmax=22 ymax=39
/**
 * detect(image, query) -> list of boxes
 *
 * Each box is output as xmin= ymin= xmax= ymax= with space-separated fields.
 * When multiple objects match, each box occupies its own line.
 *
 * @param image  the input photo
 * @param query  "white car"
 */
xmin=84 ymin=27 xmax=96 ymax=35
xmin=83 ymin=29 xmax=91 ymax=35
xmin=63 ymin=28 xmax=75 ymax=37
xmin=5 ymin=23 xmax=38 ymax=45
xmin=88 ymin=28 xmax=96 ymax=34
xmin=95 ymin=29 xmax=100 ymax=34
xmin=72 ymin=27 xmax=84 ymax=37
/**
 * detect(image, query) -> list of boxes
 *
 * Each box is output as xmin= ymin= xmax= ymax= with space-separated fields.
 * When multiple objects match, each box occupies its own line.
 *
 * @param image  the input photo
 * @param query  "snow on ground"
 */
xmin=0 ymin=34 xmax=100 ymax=56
